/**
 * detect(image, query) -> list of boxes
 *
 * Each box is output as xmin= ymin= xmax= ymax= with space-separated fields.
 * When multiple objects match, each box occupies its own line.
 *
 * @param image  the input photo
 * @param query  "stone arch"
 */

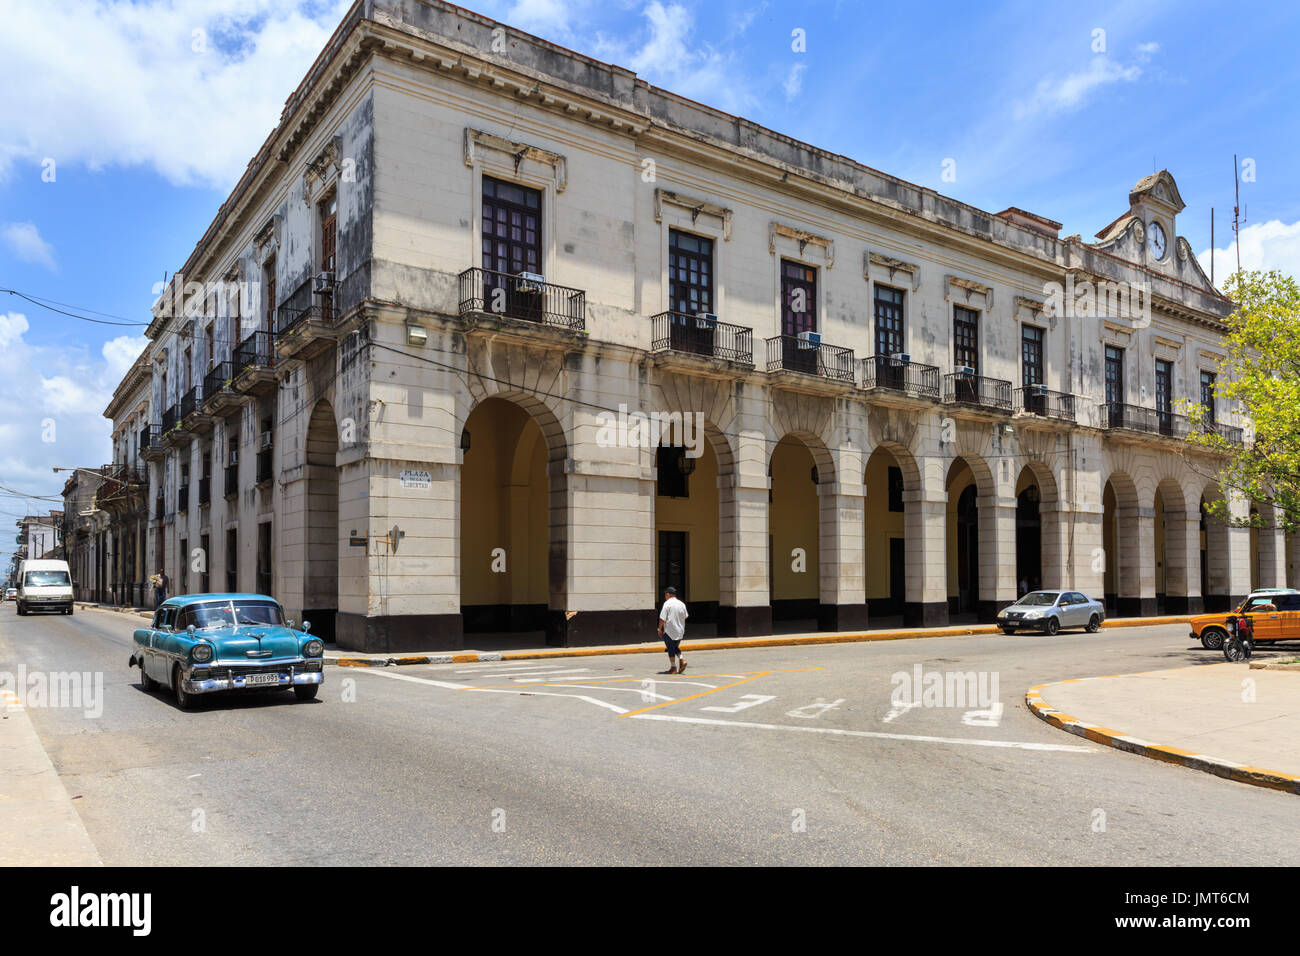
xmin=1199 ymin=479 xmax=1232 ymax=611
xmin=459 ymin=390 xmax=570 ymax=636
xmin=945 ymin=453 xmax=999 ymax=621
xmin=303 ymin=399 xmax=340 ymax=641
xmin=768 ymin=429 xmax=834 ymax=629
xmin=1101 ymin=468 xmax=1143 ymax=615
xmin=1153 ymin=475 xmax=1192 ymax=613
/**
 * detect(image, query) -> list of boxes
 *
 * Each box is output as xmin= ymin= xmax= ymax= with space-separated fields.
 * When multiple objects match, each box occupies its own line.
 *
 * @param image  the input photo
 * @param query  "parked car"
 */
xmin=997 ymin=590 xmax=1105 ymax=635
xmin=16 ymin=559 xmax=74 ymax=615
xmin=129 ymin=593 xmax=324 ymax=709
xmin=1189 ymin=588 xmax=1300 ymax=650
xmin=4 ymin=588 xmax=16 ymax=602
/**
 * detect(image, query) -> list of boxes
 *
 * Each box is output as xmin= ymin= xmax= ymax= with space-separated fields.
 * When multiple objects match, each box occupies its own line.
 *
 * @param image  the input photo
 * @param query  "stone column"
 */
xmin=1164 ymin=512 xmax=1202 ymax=614
xmin=977 ymin=496 xmax=1018 ymax=623
xmin=902 ymin=473 xmax=949 ymax=627
xmin=816 ymin=479 xmax=868 ymax=632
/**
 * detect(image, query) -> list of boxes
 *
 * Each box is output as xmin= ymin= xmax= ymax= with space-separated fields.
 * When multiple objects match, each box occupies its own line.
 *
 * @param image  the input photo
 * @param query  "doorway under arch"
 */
xmin=303 ymin=399 xmax=339 ymax=642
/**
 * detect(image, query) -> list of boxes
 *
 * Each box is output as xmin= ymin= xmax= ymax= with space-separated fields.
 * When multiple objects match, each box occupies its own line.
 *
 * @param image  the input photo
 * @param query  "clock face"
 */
xmin=1148 ymin=221 xmax=1167 ymax=259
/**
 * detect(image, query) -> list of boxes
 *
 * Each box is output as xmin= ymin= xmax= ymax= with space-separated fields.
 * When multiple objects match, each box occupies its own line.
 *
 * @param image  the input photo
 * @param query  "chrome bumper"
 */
xmin=182 ymin=665 xmax=323 ymax=695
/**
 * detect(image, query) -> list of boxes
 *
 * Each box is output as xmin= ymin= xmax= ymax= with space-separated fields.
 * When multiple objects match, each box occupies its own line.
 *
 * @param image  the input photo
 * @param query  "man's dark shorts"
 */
xmin=663 ymin=635 xmax=682 ymax=657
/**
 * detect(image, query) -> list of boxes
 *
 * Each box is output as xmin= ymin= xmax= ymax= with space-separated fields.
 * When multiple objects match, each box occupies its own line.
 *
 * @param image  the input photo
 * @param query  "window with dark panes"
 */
xmin=1021 ymin=325 xmax=1044 ymax=386
xmin=874 ymin=285 xmax=905 ymax=357
xmin=482 ymin=176 xmax=542 ymax=276
xmin=668 ymin=230 xmax=715 ymax=355
xmin=1156 ymin=359 xmax=1173 ymax=432
xmin=1105 ymin=346 xmax=1125 ymax=405
xmin=1200 ymin=370 xmax=1217 ymax=422
xmin=781 ymin=259 xmax=818 ymax=373
xmin=318 ymin=194 xmax=337 ymax=322
xmin=668 ymin=230 xmax=713 ymax=315
xmin=953 ymin=306 xmax=979 ymax=374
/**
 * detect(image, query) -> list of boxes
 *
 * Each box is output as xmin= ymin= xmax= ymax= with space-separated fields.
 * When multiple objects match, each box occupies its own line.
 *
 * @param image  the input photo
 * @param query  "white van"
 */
xmin=17 ymin=559 xmax=74 ymax=616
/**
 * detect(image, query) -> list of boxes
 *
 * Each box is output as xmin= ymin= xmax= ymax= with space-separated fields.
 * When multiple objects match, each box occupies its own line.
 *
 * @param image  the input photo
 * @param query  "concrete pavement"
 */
xmin=0 ymin=690 xmax=101 ymax=866
xmin=1029 ymin=663 xmax=1300 ymax=793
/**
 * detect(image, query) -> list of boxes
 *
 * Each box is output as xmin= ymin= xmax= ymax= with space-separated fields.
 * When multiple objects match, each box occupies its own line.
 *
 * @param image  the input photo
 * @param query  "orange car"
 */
xmin=1189 ymin=589 xmax=1300 ymax=650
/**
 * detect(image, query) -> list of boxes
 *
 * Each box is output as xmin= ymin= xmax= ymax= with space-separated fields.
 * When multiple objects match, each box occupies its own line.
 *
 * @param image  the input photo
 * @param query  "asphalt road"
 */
xmin=3 ymin=604 xmax=1298 ymax=866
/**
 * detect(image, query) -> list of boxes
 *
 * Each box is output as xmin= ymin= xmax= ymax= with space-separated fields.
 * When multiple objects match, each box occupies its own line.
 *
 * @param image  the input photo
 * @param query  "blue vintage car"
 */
xmin=129 ymin=593 xmax=325 ymax=709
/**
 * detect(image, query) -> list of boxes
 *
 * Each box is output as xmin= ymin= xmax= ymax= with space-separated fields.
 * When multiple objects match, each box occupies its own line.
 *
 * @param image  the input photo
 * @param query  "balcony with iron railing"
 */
xmin=1014 ymin=385 xmax=1076 ymax=422
xmin=458 ymin=268 xmax=586 ymax=332
xmin=179 ymin=385 xmax=204 ymax=421
xmin=943 ymin=371 xmax=1013 ymax=412
xmin=860 ymin=355 xmax=940 ymax=400
xmin=202 ymin=361 xmax=240 ymax=413
xmin=649 ymin=312 xmax=753 ymax=366
xmin=232 ymin=330 xmax=277 ymax=395
xmin=1100 ymin=402 xmax=1188 ymax=438
xmin=275 ymin=275 xmax=340 ymax=360
xmin=161 ymin=403 xmax=181 ymax=434
xmin=256 ymin=449 xmax=274 ymax=485
xmin=765 ymin=335 xmax=855 ymax=385
xmin=177 ymin=483 xmax=190 ymax=512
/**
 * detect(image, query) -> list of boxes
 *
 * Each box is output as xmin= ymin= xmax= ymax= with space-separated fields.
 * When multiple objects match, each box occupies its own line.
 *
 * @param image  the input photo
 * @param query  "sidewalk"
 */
xmin=323 ymin=614 xmax=1190 ymax=666
xmin=0 ymin=695 xmax=101 ymax=865
xmin=1027 ymin=663 xmax=1300 ymax=794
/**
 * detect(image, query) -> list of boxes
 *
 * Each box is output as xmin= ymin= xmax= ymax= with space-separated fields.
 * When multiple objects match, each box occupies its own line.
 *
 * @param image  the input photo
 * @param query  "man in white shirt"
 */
xmin=657 ymin=586 xmax=689 ymax=674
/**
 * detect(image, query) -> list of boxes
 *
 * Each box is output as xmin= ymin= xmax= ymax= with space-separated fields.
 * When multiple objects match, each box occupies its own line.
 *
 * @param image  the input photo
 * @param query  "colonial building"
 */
xmin=108 ymin=0 xmax=1289 ymax=651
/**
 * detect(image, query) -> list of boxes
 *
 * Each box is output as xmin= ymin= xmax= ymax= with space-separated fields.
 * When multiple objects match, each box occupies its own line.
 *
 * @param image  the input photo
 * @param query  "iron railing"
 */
xmin=764 ymin=335 xmax=855 ymax=383
xmin=198 ymin=477 xmax=211 ymax=506
xmin=457 ymin=267 xmax=586 ymax=331
xmin=224 ymin=464 xmax=239 ymax=498
xmin=177 ymin=483 xmax=189 ymax=511
xmin=203 ymin=361 xmax=234 ymax=405
xmin=233 ymin=330 xmax=275 ymax=377
xmin=179 ymin=384 xmax=204 ymax=420
xmin=162 ymin=404 xmax=181 ymax=433
xmin=139 ymin=424 xmax=160 ymax=453
xmin=1200 ymin=418 xmax=1245 ymax=446
xmin=1015 ymin=386 xmax=1076 ymax=422
xmin=860 ymin=355 xmax=940 ymax=399
xmin=650 ymin=312 xmax=753 ymax=364
xmin=943 ymin=372 xmax=1013 ymax=411
xmin=1100 ymin=402 xmax=1188 ymax=437
xmin=276 ymin=276 xmax=332 ymax=336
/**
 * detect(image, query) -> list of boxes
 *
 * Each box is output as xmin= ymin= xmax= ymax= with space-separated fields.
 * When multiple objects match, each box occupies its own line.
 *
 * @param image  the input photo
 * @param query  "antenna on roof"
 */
xmin=1210 ymin=208 xmax=1215 ymax=285
xmin=1233 ymin=154 xmax=1247 ymax=275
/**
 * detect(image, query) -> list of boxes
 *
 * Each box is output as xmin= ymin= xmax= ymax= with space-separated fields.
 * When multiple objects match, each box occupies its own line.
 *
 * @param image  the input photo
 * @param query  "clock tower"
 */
xmin=1092 ymin=170 xmax=1214 ymax=290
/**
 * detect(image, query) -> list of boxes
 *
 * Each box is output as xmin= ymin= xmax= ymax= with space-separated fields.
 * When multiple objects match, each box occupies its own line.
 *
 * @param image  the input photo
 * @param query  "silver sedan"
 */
xmin=997 ymin=590 xmax=1106 ymax=635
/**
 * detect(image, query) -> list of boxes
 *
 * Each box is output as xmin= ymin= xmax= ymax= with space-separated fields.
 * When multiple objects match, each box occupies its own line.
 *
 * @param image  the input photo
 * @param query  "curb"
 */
xmin=1026 ymin=677 xmax=1300 ymax=795
xmin=325 ymin=614 xmax=1190 ymax=668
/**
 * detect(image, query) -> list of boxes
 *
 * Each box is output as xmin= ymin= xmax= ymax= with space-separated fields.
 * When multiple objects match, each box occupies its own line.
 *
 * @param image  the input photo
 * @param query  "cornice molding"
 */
xmin=865 ymin=250 xmax=920 ymax=290
xmin=770 ymin=221 xmax=834 ymax=268
xmin=464 ymin=126 xmax=568 ymax=192
xmin=654 ymin=188 xmax=732 ymax=240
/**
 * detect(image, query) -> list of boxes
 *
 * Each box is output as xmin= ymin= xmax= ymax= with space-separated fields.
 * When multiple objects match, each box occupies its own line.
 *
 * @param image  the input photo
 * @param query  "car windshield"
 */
xmin=231 ymin=600 xmax=284 ymax=626
xmin=24 ymin=571 xmax=70 ymax=587
xmin=1016 ymin=591 xmax=1060 ymax=606
xmin=182 ymin=602 xmax=237 ymax=630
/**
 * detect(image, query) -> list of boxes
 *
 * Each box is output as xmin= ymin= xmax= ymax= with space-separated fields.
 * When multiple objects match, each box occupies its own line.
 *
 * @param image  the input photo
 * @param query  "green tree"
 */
xmin=1184 ymin=269 xmax=1300 ymax=533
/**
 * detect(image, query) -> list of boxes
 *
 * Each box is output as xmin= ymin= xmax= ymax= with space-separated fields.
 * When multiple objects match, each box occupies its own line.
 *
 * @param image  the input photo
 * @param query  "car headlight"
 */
xmin=192 ymin=643 xmax=214 ymax=663
xmin=1025 ymin=610 xmax=1044 ymax=619
xmin=303 ymin=639 xmax=324 ymax=658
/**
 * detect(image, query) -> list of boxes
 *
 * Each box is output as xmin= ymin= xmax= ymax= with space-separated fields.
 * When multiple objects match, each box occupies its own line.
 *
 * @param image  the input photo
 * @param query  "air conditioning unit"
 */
xmin=955 ymin=365 xmax=976 ymax=377
xmin=259 ymin=432 xmax=273 ymax=451
xmin=1028 ymin=383 xmax=1047 ymax=395
xmin=694 ymin=312 xmax=718 ymax=329
xmin=796 ymin=330 xmax=821 ymax=348
xmin=890 ymin=351 xmax=911 ymax=364
xmin=312 ymin=271 xmax=335 ymax=292
xmin=228 ymin=450 xmax=239 ymax=466
xmin=516 ymin=271 xmax=546 ymax=293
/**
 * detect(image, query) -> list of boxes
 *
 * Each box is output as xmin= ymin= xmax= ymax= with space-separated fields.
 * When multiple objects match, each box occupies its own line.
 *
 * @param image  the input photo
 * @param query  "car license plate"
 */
xmin=244 ymin=673 xmax=280 ymax=687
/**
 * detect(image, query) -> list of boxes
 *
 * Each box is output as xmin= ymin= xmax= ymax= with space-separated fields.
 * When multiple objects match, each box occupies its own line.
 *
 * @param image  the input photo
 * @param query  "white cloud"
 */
xmin=1 ymin=222 xmax=56 ymax=271
xmin=594 ymin=2 xmax=754 ymax=114
xmin=0 ymin=0 xmax=353 ymax=189
xmin=783 ymin=62 xmax=806 ymax=102
xmin=0 ymin=311 xmax=132 ymax=490
xmin=1197 ymin=219 xmax=1300 ymax=287
xmin=1014 ymin=47 xmax=1153 ymax=120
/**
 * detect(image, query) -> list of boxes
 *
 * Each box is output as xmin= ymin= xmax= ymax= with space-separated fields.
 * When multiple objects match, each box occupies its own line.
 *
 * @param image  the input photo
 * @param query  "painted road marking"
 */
xmin=354 ymin=669 xmax=470 ymax=690
xmin=468 ymin=686 xmax=629 ymax=714
xmin=785 ymin=698 xmax=846 ymax=720
xmin=962 ymin=702 xmax=1005 ymax=727
xmin=701 ymin=693 xmax=777 ymax=714
xmin=629 ymin=713 xmax=1095 ymax=752
xmin=882 ymin=701 xmax=921 ymax=723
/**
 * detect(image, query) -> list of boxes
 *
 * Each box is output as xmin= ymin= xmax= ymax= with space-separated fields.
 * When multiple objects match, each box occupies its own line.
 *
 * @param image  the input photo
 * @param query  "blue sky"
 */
xmin=2 ymin=0 xmax=1299 ymax=552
